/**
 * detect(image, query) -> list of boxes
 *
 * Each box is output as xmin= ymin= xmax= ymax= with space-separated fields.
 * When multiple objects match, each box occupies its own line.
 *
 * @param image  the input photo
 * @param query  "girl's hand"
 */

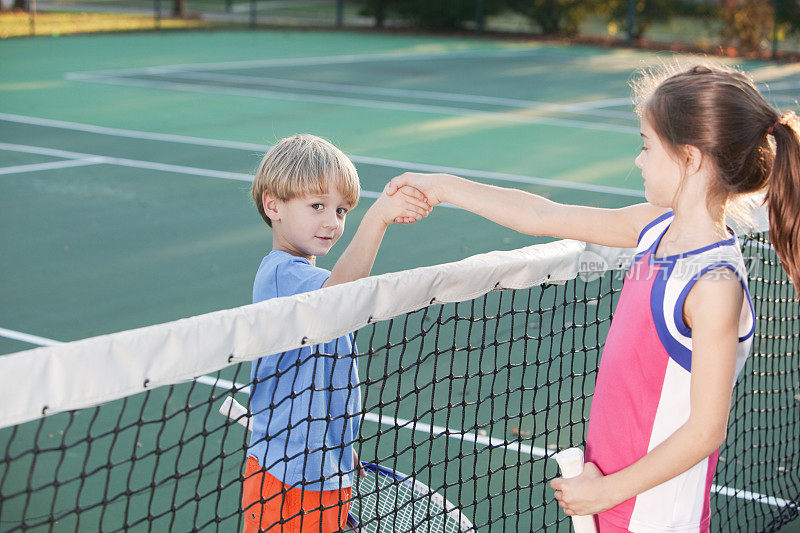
xmin=370 ymin=183 xmax=431 ymax=226
xmin=550 ymin=462 xmax=613 ymax=516
xmin=386 ymin=172 xmax=445 ymax=207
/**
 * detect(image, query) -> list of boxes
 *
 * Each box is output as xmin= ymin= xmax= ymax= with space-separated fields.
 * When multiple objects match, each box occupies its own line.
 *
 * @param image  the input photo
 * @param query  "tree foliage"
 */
xmin=172 ymin=0 xmax=185 ymax=18
xmin=776 ymin=0 xmax=800 ymax=37
xmin=367 ymin=0 xmax=502 ymax=30
xmin=597 ymin=0 xmax=676 ymax=40
xmin=505 ymin=0 xmax=593 ymax=35
xmin=719 ymin=0 xmax=774 ymax=52
xmin=361 ymin=0 xmax=388 ymax=27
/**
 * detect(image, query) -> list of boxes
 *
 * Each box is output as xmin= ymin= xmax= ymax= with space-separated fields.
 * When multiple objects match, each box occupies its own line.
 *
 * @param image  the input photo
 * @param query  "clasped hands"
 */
xmin=383 ymin=172 xmax=442 ymax=225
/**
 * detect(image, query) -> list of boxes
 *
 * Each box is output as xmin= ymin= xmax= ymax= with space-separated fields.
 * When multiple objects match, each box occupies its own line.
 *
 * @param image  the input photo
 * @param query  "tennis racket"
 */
xmin=553 ymin=448 xmax=598 ymax=533
xmin=218 ymin=396 xmax=473 ymax=532
xmin=346 ymin=462 xmax=473 ymax=533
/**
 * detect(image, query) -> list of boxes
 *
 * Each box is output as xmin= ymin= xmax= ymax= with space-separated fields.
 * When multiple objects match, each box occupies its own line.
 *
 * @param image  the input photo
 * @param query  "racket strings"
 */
xmin=350 ymin=469 xmax=459 ymax=532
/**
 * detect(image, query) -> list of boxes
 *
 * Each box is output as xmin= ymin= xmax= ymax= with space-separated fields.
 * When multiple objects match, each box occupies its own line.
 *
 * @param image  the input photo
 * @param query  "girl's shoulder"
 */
xmin=630 ymin=206 xmax=673 ymax=253
xmin=623 ymin=204 xmax=673 ymax=237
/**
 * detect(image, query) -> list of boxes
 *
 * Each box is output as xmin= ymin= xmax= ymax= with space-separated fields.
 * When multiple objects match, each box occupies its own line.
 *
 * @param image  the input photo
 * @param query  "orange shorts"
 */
xmin=242 ymin=456 xmax=351 ymax=533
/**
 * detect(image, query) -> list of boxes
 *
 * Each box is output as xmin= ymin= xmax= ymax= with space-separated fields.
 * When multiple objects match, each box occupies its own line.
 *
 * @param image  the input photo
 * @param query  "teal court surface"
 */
xmin=1 ymin=30 xmax=800 ymax=531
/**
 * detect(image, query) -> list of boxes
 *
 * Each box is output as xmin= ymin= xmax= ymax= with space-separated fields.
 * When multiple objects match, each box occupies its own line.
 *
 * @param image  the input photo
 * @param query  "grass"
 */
xmin=0 ymin=10 xmax=216 ymax=37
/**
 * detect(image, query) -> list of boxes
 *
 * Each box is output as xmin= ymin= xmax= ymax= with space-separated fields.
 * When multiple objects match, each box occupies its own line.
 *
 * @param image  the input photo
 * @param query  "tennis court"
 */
xmin=2 ymin=30 xmax=799 ymax=531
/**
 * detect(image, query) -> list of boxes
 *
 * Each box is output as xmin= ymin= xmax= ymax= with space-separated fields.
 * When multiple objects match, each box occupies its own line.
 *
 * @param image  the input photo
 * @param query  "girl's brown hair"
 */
xmin=634 ymin=63 xmax=800 ymax=292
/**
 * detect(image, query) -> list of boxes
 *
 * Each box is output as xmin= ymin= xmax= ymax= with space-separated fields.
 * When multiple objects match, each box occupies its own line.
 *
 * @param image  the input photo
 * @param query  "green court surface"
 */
xmin=2 ymin=30 xmax=800 ymax=531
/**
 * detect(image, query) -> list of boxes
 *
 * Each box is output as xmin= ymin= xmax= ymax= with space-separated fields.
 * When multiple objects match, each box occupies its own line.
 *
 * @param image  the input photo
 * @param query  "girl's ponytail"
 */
xmin=766 ymin=111 xmax=800 ymax=292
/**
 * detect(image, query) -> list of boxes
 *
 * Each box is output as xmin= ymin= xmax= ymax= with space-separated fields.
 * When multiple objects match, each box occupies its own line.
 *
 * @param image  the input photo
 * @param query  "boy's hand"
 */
xmin=353 ymin=450 xmax=366 ymax=478
xmin=386 ymin=172 xmax=444 ymax=208
xmin=550 ymin=462 xmax=612 ymax=516
xmin=370 ymin=184 xmax=431 ymax=226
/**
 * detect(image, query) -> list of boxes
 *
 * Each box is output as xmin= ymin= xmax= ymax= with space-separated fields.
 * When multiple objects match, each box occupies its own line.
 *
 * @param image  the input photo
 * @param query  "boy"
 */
xmin=243 ymin=134 xmax=430 ymax=533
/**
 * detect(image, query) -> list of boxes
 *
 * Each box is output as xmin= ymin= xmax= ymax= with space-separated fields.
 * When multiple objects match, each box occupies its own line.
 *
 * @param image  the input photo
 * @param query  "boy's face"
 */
xmin=269 ymin=188 xmax=352 ymax=261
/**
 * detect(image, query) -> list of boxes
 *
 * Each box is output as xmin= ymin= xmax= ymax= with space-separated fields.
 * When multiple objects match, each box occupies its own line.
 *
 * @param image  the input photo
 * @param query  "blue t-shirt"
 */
xmin=249 ymin=250 xmax=361 ymax=491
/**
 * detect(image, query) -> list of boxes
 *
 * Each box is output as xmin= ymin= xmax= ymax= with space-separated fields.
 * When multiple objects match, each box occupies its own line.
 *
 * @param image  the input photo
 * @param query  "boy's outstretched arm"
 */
xmin=386 ymin=172 xmax=667 ymax=248
xmin=323 ymin=185 xmax=430 ymax=288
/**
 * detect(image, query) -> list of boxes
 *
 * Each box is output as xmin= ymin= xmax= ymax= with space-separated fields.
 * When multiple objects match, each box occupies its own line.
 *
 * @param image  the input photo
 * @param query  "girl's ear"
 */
xmin=262 ymin=191 xmax=281 ymax=223
xmin=684 ymin=144 xmax=704 ymax=176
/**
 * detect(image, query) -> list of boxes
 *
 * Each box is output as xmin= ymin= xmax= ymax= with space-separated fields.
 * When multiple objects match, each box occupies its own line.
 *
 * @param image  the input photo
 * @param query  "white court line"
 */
xmin=0 ymin=112 xmax=268 ymax=151
xmin=65 ymin=73 xmax=641 ymax=136
xmin=0 ymin=115 xmax=646 ymax=197
xmin=166 ymin=70 xmax=574 ymax=109
xmin=351 ymin=157 xmax=644 ymax=197
xmin=0 ymin=158 xmax=104 ymax=176
xmin=0 ymin=142 xmax=117 ymax=160
xmin=0 ymin=142 xmax=457 ymax=205
xmin=0 ymin=142 xmax=253 ymax=182
xmin=68 ymin=49 xmax=638 ymax=120
xmin=560 ymin=97 xmax=632 ymax=112
xmin=1 ymin=326 xmax=794 ymax=509
xmin=0 ymin=328 xmax=63 ymax=347
xmin=148 ymin=70 xmax=636 ymax=121
xmin=362 ymin=411 xmax=551 ymax=457
xmin=759 ymin=80 xmax=800 ymax=91
xmin=69 ymin=48 xmax=599 ymax=78
xmin=770 ymin=94 xmax=800 ymax=105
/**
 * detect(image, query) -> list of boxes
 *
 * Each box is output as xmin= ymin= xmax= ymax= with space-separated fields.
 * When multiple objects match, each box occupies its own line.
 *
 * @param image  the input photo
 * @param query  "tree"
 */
xmin=599 ymin=0 xmax=677 ymax=40
xmin=719 ymin=0 xmax=774 ymax=53
xmin=172 ymin=0 xmax=186 ymax=17
xmin=367 ymin=0 xmax=501 ymax=30
xmin=776 ymin=0 xmax=800 ymax=37
xmin=362 ymin=0 xmax=388 ymax=27
xmin=505 ymin=0 xmax=594 ymax=36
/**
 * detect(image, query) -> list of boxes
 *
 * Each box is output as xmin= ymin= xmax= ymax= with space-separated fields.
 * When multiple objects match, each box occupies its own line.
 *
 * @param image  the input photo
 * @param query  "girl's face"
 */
xmin=635 ymin=117 xmax=686 ymax=207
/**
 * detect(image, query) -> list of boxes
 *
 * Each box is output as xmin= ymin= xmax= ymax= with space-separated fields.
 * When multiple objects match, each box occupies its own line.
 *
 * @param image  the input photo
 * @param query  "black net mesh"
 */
xmin=1 ymin=232 xmax=798 ymax=532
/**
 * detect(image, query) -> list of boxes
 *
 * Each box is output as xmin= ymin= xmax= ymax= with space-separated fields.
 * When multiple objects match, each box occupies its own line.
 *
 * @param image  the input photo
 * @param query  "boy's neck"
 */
xmin=272 ymin=238 xmax=316 ymax=265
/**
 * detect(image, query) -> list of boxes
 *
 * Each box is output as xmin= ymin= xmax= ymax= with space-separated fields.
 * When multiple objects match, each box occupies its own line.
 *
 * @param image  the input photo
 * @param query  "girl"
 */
xmin=386 ymin=64 xmax=800 ymax=532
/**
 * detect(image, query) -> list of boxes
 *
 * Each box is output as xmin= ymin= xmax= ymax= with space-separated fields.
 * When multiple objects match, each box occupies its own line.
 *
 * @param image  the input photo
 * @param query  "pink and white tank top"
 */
xmin=586 ymin=211 xmax=755 ymax=532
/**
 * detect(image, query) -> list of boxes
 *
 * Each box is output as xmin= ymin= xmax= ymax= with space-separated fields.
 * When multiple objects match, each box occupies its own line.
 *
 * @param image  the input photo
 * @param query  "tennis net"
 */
xmin=0 ymin=232 xmax=797 ymax=532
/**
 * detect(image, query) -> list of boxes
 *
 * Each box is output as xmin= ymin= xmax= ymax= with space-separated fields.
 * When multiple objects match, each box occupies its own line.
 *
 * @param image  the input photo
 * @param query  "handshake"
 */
xmin=373 ymin=172 xmax=445 ymax=226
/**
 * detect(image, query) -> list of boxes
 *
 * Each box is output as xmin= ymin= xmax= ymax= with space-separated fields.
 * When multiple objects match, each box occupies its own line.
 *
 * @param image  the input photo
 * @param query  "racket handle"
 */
xmin=220 ymin=396 xmax=252 ymax=433
xmin=554 ymin=448 xmax=598 ymax=533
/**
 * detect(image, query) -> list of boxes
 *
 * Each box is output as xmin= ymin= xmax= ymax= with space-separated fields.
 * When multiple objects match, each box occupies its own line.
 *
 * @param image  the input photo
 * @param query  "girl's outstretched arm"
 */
xmin=386 ymin=172 xmax=667 ymax=248
xmin=550 ymin=269 xmax=744 ymax=516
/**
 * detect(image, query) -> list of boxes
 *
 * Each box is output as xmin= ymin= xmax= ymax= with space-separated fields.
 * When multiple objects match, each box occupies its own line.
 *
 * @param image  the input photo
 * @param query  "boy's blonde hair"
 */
xmin=252 ymin=134 xmax=360 ymax=227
